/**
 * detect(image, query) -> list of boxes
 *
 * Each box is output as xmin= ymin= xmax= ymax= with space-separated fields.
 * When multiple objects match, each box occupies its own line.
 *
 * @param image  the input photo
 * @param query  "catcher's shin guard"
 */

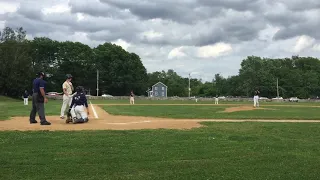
xmin=66 ymin=112 xmax=72 ymax=123
xmin=72 ymin=118 xmax=85 ymax=124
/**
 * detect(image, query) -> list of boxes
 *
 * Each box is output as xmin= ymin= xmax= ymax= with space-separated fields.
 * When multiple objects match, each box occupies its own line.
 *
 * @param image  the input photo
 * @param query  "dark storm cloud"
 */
xmin=273 ymin=21 xmax=320 ymax=40
xmin=264 ymin=13 xmax=307 ymax=27
xmin=3 ymin=12 xmax=71 ymax=36
xmin=275 ymin=0 xmax=320 ymax=11
xmin=68 ymin=0 xmax=132 ymax=19
xmin=100 ymin=0 xmax=220 ymax=24
xmin=197 ymin=0 xmax=263 ymax=12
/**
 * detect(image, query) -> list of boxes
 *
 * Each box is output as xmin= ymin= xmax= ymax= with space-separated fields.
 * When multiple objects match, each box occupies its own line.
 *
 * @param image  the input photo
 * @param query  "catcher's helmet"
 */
xmin=66 ymin=74 xmax=73 ymax=79
xmin=76 ymin=86 xmax=84 ymax=93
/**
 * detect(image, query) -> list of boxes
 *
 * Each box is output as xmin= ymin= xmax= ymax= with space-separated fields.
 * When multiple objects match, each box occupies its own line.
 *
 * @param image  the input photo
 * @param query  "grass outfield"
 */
xmin=90 ymin=98 xmax=320 ymax=105
xmin=1 ymin=95 xmax=320 ymax=120
xmin=102 ymin=105 xmax=320 ymax=120
xmin=0 ymin=99 xmax=63 ymax=120
xmin=1 ymin=122 xmax=320 ymax=180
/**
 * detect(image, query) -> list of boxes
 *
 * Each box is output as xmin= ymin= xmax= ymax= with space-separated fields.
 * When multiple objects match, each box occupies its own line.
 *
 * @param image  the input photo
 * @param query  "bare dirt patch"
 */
xmin=222 ymin=106 xmax=274 ymax=113
xmin=0 ymin=104 xmax=319 ymax=131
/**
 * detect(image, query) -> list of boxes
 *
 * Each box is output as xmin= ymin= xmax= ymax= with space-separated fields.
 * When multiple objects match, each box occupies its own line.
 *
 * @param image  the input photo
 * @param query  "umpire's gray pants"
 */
xmin=29 ymin=93 xmax=47 ymax=123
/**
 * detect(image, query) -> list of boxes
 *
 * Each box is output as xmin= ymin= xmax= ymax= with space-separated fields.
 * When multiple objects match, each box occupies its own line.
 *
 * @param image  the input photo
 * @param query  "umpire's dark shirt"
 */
xmin=32 ymin=78 xmax=46 ymax=94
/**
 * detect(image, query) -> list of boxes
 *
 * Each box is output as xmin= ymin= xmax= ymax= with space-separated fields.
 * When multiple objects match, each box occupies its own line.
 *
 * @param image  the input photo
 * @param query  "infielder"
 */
xmin=253 ymin=88 xmax=260 ymax=107
xmin=23 ymin=90 xmax=29 ymax=105
xmin=66 ymin=86 xmax=89 ymax=124
xmin=60 ymin=74 xmax=75 ymax=119
xmin=214 ymin=95 xmax=219 ymax=104
xmin=130 ymin=90 xmax=134 ymax=104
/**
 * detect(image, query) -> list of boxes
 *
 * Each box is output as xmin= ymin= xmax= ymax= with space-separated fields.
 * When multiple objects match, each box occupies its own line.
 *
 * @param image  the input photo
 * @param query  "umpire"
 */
xmin=29 ymin=72 xmax=51 ymax=125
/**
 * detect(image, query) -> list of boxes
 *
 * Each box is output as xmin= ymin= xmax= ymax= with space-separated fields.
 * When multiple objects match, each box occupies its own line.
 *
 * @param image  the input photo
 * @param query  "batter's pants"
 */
xmin=61 ymin=94 xmax=72 ymax=117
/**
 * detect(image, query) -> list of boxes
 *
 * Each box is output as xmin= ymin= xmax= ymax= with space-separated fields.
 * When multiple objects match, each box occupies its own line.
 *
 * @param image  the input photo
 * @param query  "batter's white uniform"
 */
xmin=70 ymin=105 xmax=88 ymax=120
xmin=60 ymin=80 xmax=74 ymax=118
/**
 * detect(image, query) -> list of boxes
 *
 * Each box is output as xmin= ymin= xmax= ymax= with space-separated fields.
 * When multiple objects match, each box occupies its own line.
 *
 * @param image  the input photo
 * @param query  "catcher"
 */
xmin=66 ymin=86 xmax=90 ymax=124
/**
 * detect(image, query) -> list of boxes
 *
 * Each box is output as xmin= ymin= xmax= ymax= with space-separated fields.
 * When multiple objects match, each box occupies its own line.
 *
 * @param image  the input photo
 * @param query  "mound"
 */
xmin=222 ymin=106 xmax=271 ymax=113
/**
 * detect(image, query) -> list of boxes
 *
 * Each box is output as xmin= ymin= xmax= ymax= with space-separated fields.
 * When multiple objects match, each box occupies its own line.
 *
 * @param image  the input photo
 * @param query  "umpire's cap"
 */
xmin=37 ymin=71 xmax=45 ymax=77
xmin=66 ymin=74 xmax=73 ymax=79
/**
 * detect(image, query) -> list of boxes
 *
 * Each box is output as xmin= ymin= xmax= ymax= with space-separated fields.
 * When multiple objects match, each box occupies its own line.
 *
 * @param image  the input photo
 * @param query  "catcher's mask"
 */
xmin=76 ymin=86 xmax=84 ymax=93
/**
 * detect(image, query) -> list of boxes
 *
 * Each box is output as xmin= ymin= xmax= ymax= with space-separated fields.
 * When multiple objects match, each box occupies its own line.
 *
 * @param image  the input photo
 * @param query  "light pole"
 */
xmin=188 ymin=73 xmax=191 ymax=98
xmin=96 ymin=70 xmax=99 ymax=96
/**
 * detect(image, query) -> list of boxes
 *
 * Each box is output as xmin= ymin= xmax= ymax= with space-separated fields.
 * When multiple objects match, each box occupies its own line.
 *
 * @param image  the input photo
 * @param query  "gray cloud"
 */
xmin=100 ymin=0 xmax=220 ymax=24
xmin=69 ymin=0 xmax=132 ymax=19
xmin=197 ymin=0 xmax=263 ymax=12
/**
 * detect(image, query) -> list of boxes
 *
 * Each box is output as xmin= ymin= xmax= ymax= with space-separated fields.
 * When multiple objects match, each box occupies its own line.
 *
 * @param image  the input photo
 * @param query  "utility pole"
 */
xmin=276 ymin=78 xmax=279 ymax=98
xmin=96 ymin=70 xmax=99 ymax=96
xmin=188 ymin=73 xmax=191 ymax=98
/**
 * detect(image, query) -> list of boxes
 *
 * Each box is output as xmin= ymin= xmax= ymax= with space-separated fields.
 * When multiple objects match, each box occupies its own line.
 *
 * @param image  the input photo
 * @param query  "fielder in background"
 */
xmin=29 ymin=72 xmax=51 ymax=125
xmin=215 ymin=95 xmax=219 ymax=105
xmin=23 ymin=90 xmax=29 ymax=105
xmin=60 ymin=74 xmax=75 ymax=119
xmin=130 ymin=90 xmax=134 ymax=104
xmin=253 ymin=88 xmax=260 ymax=107
xmin=66 ymin=86 xmax=89 ymax=124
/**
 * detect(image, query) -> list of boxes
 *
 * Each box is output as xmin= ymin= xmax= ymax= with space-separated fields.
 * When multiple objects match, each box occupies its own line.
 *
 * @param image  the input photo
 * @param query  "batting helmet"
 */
xmin=66 ymin=74 xmax=73 ymax=79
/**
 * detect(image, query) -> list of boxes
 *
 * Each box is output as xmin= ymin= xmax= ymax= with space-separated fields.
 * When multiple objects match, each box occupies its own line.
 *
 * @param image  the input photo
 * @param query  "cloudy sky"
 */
xmin=0 ymin=0 xmax=319 ymax=81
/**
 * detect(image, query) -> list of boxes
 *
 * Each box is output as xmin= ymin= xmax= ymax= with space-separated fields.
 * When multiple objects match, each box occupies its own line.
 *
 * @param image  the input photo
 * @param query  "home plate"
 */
xmin=106 ymin=121 xmax=151 ymax=125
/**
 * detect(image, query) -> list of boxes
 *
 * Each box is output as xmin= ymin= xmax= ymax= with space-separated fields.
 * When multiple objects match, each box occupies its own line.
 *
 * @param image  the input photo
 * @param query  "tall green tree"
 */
xmin=0 ymin=27 xmax=33 ymax=97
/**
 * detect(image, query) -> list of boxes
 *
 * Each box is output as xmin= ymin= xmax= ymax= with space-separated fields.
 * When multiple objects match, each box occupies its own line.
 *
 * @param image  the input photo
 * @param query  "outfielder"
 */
xmin=214 ymin=95 xmax=219 ymax=104
xmin=253 ymin=88 xmax=260 ymax=107
xmin=60 ymin=74 xmax=75 ymax=119
xmin=66 ymin=86 xmax=90 ymax=124
xmin=130 ymin=90 xmax=134 ymax=104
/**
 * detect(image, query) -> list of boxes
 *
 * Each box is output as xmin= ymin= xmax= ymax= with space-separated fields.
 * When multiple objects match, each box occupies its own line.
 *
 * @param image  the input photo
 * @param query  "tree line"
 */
xmin=0 ymin=27 xmax=148 ymax=97
xmin=1 ymin=27 xmax=320 ymax=99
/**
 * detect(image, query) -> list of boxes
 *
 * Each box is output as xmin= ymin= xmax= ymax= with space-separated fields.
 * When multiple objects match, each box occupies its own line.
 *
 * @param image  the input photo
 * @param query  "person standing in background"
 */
xmin=130 ymin=90 xmax=135 ymax=105
xmin=60 ymin=74 xmax=74 ymax=119
xmin=253 ymin=88 xmax=260 ymax=107
xmin=215 ymin=95 xmax=219 ymax=105
xmin=23 ymin=90 xmax=29 ymax=105
xmin=29 ymin=72 xmax=51 ymax=125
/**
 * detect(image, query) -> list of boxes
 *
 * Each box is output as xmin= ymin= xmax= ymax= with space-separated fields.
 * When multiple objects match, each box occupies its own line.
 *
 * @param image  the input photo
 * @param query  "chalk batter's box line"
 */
xmin=90 ymin=101 xmax=99 ymax=119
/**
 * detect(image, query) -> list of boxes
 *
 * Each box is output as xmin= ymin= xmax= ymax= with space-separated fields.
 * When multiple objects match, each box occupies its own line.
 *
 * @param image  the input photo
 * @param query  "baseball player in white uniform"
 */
xmin=214 ymin=95 xmax=219 ymax=104
xmin=253 ymin=89 xmax=260 ymax=107
xmin=60 ymin=74 xmax=75 ymax=119
xmin=130 ymin=90 xmax=134 ymax=104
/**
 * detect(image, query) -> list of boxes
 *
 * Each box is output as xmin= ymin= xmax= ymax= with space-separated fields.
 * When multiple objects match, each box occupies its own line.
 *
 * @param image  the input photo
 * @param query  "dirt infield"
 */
xmin=0 ymin=104 xmax=320 ymax=131
xmin=222 ymin=106 xmax=275 ymax=112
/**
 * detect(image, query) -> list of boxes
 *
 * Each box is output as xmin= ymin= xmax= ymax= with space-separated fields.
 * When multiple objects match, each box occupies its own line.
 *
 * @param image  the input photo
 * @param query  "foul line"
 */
xmin=106 ymin=121 xmax=151 ymax=125
xmin=90 ymin=101 xmax=99 ymax=119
